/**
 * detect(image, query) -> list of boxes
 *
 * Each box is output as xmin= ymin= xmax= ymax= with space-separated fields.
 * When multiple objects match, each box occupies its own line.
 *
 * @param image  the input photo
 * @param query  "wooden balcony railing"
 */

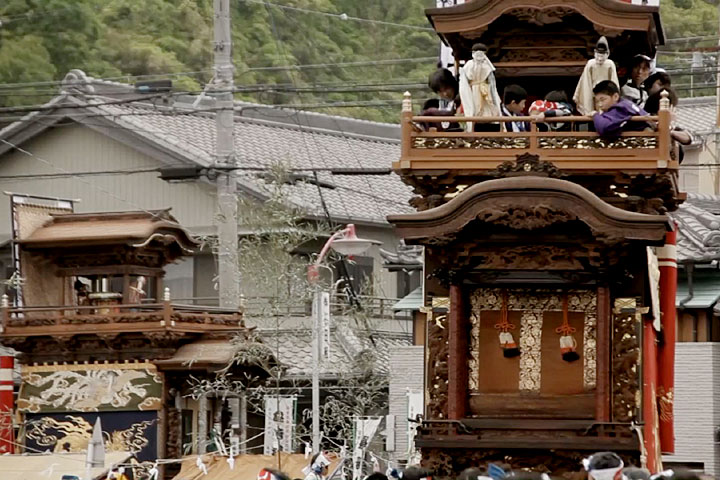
xmin=0 ymin=296 xmax=244 ymax=338
xmin=394 ymin=92 xmax=677 ymax=173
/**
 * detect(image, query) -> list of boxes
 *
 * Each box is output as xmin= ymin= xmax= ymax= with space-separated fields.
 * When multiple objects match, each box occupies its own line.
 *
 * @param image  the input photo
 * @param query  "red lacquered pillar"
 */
xmin=657 ymin=228 xmax=677 ymax=454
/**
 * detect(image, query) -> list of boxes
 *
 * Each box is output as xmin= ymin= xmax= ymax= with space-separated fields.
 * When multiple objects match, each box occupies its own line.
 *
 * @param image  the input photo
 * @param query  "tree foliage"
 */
xmin=0 ymin=1 xmax=710 ymax=115
xmin=0 ymin=0 xmax=435 ymax=120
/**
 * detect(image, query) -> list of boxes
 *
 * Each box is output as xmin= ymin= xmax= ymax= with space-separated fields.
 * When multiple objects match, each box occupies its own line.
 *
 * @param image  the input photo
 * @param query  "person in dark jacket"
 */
xmin=592 ymin=80 xmax=650 ymax=139
xmin=421 ymin=68 xmax=462 ymax=131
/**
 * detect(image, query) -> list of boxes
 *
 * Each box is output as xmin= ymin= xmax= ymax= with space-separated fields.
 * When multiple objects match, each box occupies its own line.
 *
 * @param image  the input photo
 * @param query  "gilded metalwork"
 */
xmin=25 ymin=415 xmax=154 ymax=453
xmin=413 ymin=136 xmax=529 ymax=150
xmin=432 ymin=296 xmax=450 ymax=310
xmin=657 ymin=386 xmax=674 ymax=423
xmin=519 ymin=312 xmax=543 ymax=392
xmin=612 ymin=300 xmax=641 ymax=421
xmin=469 ymin=309 xmax=480 ymax=391
xmin=412 ymin=135 xmax=657 ymax=150
xmin=19 ymin=362 xmax=162 ymax=413
xmin=539 ymin=136 xmax=657 ymax=149
xmin=470 ymin=289 xmax=503 ymax=311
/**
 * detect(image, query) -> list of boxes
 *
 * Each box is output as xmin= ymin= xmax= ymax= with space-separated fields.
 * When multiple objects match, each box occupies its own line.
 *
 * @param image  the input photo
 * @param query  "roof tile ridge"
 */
xmin=234 ymin=113 xmax=401 ymax=145
xmin=234 ymin=100 xmax=401 ymax=127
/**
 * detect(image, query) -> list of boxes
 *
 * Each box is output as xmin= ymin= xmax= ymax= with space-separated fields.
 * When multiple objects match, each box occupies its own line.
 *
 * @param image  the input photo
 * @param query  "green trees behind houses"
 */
xmin=1 ymin=0 xmax=715 ymax=118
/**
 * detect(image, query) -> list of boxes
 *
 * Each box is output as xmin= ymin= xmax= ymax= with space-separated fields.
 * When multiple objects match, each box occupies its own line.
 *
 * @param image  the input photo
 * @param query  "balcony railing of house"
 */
xmin=394 ymin=92 xmax=677 ymax=172
xmin=0 ymin=289 xmax=244 ymax=338
xmin=172 ymin=294 xmax=411 ymax=320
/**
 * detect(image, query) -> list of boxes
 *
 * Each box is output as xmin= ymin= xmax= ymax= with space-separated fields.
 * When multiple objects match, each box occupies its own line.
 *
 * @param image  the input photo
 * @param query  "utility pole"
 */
xmin=213 ymin=0 xmax=239 ymax=310
xmin=716 ymin=1 xmax=720 ymax=128
xmin=212 ymin=0 xmax=243 ymax=455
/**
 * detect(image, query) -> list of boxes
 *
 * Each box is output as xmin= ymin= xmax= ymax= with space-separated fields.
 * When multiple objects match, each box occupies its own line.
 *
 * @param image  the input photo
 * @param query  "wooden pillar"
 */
xmin=447 ymin=284 xmax=467 ymax=420
xmin=156 ymin=273 xmax=164 ymax=303
xmin=658 ymin=228 xmax=678 ymax=453
xmin=122 ymin=274 xmax=131 ymax=304
xmin=596 ymin=286 xmax=611 ymax=422
xmin=413 ymin=311 xmax=426 ymax=346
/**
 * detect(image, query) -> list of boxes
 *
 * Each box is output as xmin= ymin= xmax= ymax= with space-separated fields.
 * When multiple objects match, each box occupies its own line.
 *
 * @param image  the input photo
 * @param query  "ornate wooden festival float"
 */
xmin=0 ymin=202 xmax=252 ymax=471
xmin=388 ymin=0 xmax=680 ymax=476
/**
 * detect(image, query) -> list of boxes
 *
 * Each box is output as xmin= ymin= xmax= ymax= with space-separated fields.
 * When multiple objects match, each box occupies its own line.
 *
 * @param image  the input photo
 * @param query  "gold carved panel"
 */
xmin=519 ymin=311 xmax=543 ymax=392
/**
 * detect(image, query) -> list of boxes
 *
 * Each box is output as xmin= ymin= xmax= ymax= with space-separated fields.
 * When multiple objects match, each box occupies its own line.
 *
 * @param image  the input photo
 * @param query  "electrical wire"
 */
xmin=239 ymin=0 xmax=435 ymax=32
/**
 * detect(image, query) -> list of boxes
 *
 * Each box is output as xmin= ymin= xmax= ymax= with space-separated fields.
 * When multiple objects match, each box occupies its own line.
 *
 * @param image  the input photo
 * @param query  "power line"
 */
xmin=239 ymin=0 xmax=435 ymax=32
xmin=0 ymin=57 xmax=435 ymax=94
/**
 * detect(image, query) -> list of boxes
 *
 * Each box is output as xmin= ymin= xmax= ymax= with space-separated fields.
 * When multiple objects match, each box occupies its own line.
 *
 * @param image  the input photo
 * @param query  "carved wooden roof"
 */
xmin=18 ymin=209 xmax=198 ymax=252
xmin=388 ymin=176 xmax=672 ymax=246
xmin=426 ymin=0 xmax=663 ymax=69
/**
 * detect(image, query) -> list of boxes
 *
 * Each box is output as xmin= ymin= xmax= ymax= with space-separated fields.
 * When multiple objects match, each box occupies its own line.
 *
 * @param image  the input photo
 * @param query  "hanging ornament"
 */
xmin=557 ymin=294 xmax=580 ymax=362
xmin=495 ymin=291 xmax=520 ymax=358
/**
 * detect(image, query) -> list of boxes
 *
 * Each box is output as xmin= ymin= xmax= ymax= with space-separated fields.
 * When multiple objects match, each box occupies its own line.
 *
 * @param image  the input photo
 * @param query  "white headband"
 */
xmin=583 ymin=458 xmax=624 ymax=480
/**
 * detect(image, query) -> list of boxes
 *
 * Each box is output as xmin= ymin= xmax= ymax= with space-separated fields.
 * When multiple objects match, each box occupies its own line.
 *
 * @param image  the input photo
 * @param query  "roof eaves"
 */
xmin=233 ymin=111 xmax=401 ymax=145
xmin=0 ymin=95 xmax=71 ymax=156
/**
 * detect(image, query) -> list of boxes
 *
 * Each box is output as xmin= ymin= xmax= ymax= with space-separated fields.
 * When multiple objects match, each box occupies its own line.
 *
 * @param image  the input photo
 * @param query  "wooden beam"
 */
xmin=415 ymin=435 xmax=638 ymax=450
xmin=447 ymin=284 xmax=467 ymax=419
xmin=596 ymin=286 xmax=611 ymax=422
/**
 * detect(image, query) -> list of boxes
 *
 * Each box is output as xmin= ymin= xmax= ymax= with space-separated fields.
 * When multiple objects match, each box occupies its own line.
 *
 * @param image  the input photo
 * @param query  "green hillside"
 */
xmin=0 ymin=0 xmax=436 ymax=122
xmin=0 ymin=0 xmax=715 ymax=121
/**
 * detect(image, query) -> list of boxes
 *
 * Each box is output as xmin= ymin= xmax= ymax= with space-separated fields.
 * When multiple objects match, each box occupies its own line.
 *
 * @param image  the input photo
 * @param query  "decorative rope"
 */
xmin=556 ymin=293 xmax=577 ymax=336
xmin=494 ymin=290 xmax=516 ymax=333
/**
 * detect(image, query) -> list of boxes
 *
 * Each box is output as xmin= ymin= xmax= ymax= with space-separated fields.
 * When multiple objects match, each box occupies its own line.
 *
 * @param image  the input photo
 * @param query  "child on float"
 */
xmin=621 ymin=54 xmax=652 ymax=107
xmin=592 ymin=80 xmax=651 ymax=139
xmin=421 ymin=68 xmax=462 ymax=131
xmin=644 ymin=70 xmax=672 ymax=97
xmin=528 ymin=90 xmax=573 ymax=131
xmin=643 ymin=87 xmax=692 ymax=162
xmin=500 ymin=84 xmax=529 ymax=132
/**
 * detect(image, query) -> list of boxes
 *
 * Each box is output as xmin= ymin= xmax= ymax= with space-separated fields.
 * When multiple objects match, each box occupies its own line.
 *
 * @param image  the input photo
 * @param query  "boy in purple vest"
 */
xmin=592 ymin=80 xmax=650 ymax=139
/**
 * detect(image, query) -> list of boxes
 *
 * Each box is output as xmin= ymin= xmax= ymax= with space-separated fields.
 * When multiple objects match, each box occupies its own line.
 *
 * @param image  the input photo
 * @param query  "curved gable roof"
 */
xmin=388 ymin=176 xmax=671 ymax=244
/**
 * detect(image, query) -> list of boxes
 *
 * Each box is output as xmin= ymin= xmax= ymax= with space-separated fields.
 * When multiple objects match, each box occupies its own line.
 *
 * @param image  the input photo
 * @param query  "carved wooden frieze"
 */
xmin=490 ymin=154 xmax=561 ymax=178
xmin=505 ymin=6 xmax=577 ymax=26
xmin=426 ymin=307 xmax=450 ymax=420
xmin=611 ymin=299 xmax=641 ymax=422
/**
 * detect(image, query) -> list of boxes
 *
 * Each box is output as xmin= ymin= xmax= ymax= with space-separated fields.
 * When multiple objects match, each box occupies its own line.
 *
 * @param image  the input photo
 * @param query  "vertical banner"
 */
xmin=657 ymin=228 xmax=677 ymax=454
xmin=406 ymin=390 xmax=423 ymax=462
xmin=263 ymin=395 xmax=296 ymax=455
xmin=352 ymin=417 xmax=382 ymax=480
xmin=313 ymin=291 xmax=331 ymax=361
xmin=436 ymin=0 xmax=466 ymax=70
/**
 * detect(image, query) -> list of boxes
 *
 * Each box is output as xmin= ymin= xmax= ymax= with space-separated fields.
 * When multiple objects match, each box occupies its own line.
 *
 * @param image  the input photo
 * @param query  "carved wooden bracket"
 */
xmin=489 ymin=153 xmax=561 ymax=178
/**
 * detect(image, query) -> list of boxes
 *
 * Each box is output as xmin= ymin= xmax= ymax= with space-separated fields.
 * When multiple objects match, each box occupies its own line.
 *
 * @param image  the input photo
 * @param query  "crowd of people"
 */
xmin=419 ymin=39 xmax=692 ymax=151
xmin=257 ymin=451 xmax=707 ymax=480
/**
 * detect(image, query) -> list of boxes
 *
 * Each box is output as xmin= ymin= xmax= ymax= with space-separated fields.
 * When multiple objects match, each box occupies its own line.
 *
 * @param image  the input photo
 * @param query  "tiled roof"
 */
xmin=258 ymin=326 xmax=412 ymax=379
xmin=393 ymin=287 xmax=423 ymax=311
xmin=93 ymin=101 xmax=413 ymax=225
xmin=19 ymin=209 xmax=198 ymax=249
xmin=672 ymin=192 xmax=720 ymax=263
xmin=676 ymin=272 xmax=720 ymax=308
xmin=676 ymin=96 xmax=717 ymax=139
